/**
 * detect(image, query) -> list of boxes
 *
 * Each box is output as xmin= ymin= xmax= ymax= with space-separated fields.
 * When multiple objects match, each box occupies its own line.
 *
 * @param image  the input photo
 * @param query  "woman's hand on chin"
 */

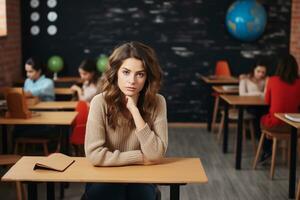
xmin=125 ymin=95 xmax=138 ymax=113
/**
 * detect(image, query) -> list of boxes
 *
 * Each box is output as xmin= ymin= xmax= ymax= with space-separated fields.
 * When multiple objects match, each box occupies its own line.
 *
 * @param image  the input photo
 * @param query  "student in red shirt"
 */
xmin=260 ymin=54 xmax=300 ymax=162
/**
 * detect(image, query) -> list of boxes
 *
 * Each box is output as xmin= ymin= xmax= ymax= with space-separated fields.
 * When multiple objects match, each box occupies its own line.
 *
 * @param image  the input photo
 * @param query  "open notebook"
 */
xmin=33 ymin=153 xmax=75 ymax=172
xmin=222 ymin=85 xmax=239 ymax=91
xmin=285 ymin=114 xmax=300 ymax=123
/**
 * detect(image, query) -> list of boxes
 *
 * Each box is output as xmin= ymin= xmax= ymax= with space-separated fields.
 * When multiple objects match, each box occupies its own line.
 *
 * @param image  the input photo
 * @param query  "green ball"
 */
xmin=48 ymin=56 xmax=64 ymax=72
xmin=96 ymin=55 xmax=108 ymax=73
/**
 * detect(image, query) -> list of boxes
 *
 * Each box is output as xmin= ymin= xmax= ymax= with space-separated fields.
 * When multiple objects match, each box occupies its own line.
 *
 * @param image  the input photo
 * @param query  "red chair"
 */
xmin=214 ymin=60 xmax=231 ymax=76
xmin=212 ymin=60 xmax=232 ymax=132
xmin=70 ymin=101 xmax=89 ymax=155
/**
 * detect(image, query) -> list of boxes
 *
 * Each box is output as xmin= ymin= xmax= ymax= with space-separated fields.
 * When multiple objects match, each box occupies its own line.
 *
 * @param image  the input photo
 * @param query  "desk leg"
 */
xmin=60 ymin=182 xmax=65 ymax=199
xmin=288 ymin=127 xmax=297 ymax=199
xmin=206 ymin=86 xmax=213 ymax=132
xmin=47 ymin=182 xmax=55 ymax=200
xmin=60 ymin=126 xmax=69 ymax=155
xmin=1 ymin=125 xmax=7 ymax=154
xmin=170 ymin=184 xmax=180 ymax=200
xmin=223 ymin=103 xmax=229 ymax=153
xmin=235 ymin=107 xmax=243 ymax=170
xmin=27 ymin=182 xmax=37 ymax=200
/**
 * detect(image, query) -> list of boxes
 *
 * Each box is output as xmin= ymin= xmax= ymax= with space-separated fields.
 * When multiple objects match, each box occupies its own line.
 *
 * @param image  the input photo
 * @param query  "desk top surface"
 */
xmin=220 ymin=95 xmax=267 ymax=106
xmin=29 ymin=101 xmax=77 ymax=110
xmin=2 ymin=157 xmax=208 ymax=184
xmin=275 ymin=113 xmax=300 ymax=129
xmin=1 ymin=87 xmax=74 ymax=95
xmin=54 ymin=88 xmax=74 ymax=95
xmin=200 ymin=75 xmax=239 ymax=84
xmin=0 ymin=111 xmax=77 ymax=125
xmin=212 ymin=86 xmax=239 ymax=94
xmin=14 ymin=77 xmax=81 ymax=83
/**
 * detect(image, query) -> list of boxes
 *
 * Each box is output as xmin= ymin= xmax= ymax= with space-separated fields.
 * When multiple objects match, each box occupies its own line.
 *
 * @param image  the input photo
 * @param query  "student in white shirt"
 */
xmin=239 ymin=60 xmax=267 ymax=96
xmin=70 ymin=59 xmax=100 ymax=103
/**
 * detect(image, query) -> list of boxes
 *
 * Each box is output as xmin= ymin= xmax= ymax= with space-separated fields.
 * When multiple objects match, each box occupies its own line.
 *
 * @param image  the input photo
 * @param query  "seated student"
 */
xmin=260 ymin=54 xmax=300 ymax=161
xmin=70 ymin=59 xmax=100 ymax=103
xmin=238 ymin=60 xmax=268 ymax=139
xmin=239 ymin=60 xmax=267 ymax=96
xmin=83 ymin=42 xmax=168 ymax=200
xmin=24 ymin=57 xmax=55 ymax=101
xmin=13 ymin=58 xmax=56 ymax=153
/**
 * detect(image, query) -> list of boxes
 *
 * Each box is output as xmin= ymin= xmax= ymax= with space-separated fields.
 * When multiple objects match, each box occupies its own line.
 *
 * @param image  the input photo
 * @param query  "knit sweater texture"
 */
xmin=85 ymin=93 xmax=168 ymax=166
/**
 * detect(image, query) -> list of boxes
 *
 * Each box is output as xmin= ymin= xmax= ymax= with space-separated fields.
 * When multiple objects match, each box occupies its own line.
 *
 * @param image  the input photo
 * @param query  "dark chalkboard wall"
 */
xmin=21 ymin=0 xmax=291 ymax=122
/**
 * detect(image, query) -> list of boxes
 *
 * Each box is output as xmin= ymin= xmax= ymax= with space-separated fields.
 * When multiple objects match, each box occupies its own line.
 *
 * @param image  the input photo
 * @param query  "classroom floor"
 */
xmin=0 ymin=125 xmax=296 ymax=199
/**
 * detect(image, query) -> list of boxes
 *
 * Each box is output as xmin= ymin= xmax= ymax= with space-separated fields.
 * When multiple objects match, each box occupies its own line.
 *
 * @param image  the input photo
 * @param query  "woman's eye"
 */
xmin=122 ymin=70 xmax=130 ymax=75
xmin=136 ymin=73 xmax=145 ymax=78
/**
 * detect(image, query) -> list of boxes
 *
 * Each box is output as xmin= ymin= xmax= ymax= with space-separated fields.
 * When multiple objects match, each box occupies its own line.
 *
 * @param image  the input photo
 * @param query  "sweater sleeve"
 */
xmin=135 ymin=95 xmax=168 ymax=162
xmin=239 ymin=79 xmax=248 ymax=96
xmin=84 ymin=94 xmax=144 ymax=166
xmin=239 ymin=78 xmax=264 ymax=96
xmin=79 ymin=84 xmax=98 ymax=103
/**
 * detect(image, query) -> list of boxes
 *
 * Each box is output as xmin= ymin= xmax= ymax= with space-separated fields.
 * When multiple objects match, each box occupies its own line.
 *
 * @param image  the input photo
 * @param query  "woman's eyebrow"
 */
xmin=121 ymin=67 xmax=130 ymax=71
xmin=136 ymin=70 xmax=146 ymax=73
xmin=121 ymin=67 xmax=145 ymax=73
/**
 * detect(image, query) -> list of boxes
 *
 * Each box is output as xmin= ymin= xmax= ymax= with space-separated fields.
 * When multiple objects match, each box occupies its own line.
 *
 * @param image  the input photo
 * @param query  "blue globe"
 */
xmin=226 ymin=0 xmax=267 ymax=42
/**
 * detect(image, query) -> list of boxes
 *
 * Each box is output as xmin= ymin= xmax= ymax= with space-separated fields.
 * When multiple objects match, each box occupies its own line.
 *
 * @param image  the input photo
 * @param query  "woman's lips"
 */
xmin=126 ymin=87 xmax=136 ymax=91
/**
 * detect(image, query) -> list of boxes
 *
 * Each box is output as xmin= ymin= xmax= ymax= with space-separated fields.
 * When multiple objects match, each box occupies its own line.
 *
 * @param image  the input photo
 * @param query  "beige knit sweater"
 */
xmin=84 ymin=93 xmax=168 ymax=166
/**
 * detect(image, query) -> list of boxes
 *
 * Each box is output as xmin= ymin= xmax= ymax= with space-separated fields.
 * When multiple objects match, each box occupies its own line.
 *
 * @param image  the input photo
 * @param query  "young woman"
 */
xmin=84 ymin=42 xmax=168 ymax=200
xmin=24 ymin=58 xmax=55 ymax=101
xmin=260 ymin=54 xmax=300 ymax=160
xmin=15 ymin=58 xmax=56 ymax=149
xmin=239 ymin=60 xmax=267 ymax=96
xmin=238 ymin=60 xmax=268 ymax=139
xmin=70 ymin=59 xmax=100 ymax=103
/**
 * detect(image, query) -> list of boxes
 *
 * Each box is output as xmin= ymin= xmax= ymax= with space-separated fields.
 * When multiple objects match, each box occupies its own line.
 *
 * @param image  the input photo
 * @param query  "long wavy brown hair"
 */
xmin=100 ymin=41 xmax=163 ymax=130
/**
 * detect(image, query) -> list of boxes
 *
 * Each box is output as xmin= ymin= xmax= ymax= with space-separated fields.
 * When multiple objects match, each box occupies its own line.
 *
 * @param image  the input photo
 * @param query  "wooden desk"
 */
xmin=0 ymin=111 xmax=77 ymax=154
xmin=220 ymin=95 xmax=267 ymax=169
xmin=0 ymin=101 xmax=77 ymax=111
xmin=200 ymin=76 xmax=239 ymax=132
xmin=14 ymin=77 xmax=81 ymax=84
xmin=54 ymin=88 xmax=74 ymax=95
xmin=1 ymin=87 xmax=74 ymax=96
xmin=211 ymin=86 xmax=239 ymax=133
xmin=55 ymin=77 xmax=81 ymax=83
xmin=212 ymin=85 xmax=239 ymax=94
xmin=2 ymin=156 xmax=208 ymax=200
xmin=200 ymin=75 xmax=239 ymax=85
xmin=29 ymin=101 xmax=77 ymax=110
xmin=275 ymin=113 xmax=300 ymax=199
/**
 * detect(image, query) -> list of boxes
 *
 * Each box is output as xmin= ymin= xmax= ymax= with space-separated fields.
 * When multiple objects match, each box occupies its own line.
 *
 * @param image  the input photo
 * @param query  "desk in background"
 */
xmin=200 ymin=75 xmax=239 ymax=132
xmin=220 ymin=95 xmax=267 ymax=169
xmin=14 ymin=77 xmax=81 ymax=84
xmin=29 ymin=101 xmax=77 ymax=111
xmin=0 ymin=111 xmax=77 ymax=154
xmin=211 ymin=86 xmax=239 ymax=132
xmin=54 ymin=88 xmax=74 ymax=95
xmin=0 ymin=87 xmax=75 ymax=101
xmin=1 ymin=156 xmax=208 ymax=200
xmin=275 ymin=113 xmax=300 ymax=199
xmin=212 ymin=85 xmax=239 ymax=94
xmin=200 ymin=75 xmax=239 ymax=85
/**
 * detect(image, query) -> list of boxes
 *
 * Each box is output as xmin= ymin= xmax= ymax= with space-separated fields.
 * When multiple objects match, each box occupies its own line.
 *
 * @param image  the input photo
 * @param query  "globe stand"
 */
xmin=53 ymin=72 xmax=58 ymax=80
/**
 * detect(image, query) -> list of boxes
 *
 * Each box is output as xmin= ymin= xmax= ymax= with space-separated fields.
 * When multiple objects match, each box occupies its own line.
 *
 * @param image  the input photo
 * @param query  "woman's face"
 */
xmin=25 ymin=64 xmax=41 ymax=81
xmin=117 ymin=58 xmax=147 ymax=97
xmin=254 ymin=65 xmax=266 ymax=80
xmin=79 ymin=68 xmax=93 ymax=82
